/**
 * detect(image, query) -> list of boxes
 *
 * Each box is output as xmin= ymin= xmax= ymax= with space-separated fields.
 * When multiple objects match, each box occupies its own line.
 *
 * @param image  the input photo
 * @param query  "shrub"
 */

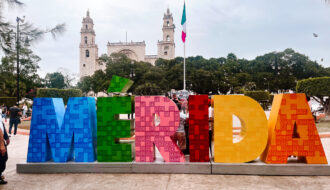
xmin=297 ymin=77 xmax=330 ymax=114
xmin=134 ymin=83 xmax=162 ymax=96
xmin=36 ymin=88 xmax=83 ymax=104
xmin=269 ymin=94 xmax=274 ymax=104
xmin=244 ymin=91 xmax=270 ymax=102
xmin=0 ymin=97 xmax=17 ymax=107
xmin=296 ymin=77 xmax=330 ymax=96
xmin=244 ymin=91 xmax=270 ymax=110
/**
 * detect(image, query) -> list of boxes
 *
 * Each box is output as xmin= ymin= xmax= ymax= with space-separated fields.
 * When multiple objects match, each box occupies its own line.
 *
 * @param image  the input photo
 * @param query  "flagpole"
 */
xmin=182 ymin=0 xmax=186 ymax=91
xmin=184 ymin=42 xmax=186 ymax=90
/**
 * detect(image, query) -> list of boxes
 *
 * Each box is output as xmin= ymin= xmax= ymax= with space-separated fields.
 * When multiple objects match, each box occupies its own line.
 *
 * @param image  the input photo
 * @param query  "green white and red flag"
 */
xmin=181 ymin=1 xmax=187 ymax=43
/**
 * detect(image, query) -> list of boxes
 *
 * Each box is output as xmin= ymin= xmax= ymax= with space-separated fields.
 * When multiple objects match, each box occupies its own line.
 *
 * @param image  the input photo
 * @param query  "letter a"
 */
xmin=261 ymin=94 xmax=327 ymax=164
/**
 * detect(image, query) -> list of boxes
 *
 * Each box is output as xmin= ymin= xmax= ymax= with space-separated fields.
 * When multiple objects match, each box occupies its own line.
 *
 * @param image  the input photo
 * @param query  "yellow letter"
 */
xmin=214 ymin=95 xmax=268 ymax=163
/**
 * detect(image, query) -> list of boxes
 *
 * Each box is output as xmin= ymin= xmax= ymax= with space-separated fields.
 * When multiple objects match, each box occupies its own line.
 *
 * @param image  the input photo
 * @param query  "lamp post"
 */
xmin=15 ymin=16 xmax=25 ymax=105
xmin=130 ymin=61 xmax=135 ymax=78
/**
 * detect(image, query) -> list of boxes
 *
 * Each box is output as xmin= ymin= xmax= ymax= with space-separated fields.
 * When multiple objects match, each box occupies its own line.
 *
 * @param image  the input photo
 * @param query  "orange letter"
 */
xmin=261 ymin=94 xmax=327 ymax=164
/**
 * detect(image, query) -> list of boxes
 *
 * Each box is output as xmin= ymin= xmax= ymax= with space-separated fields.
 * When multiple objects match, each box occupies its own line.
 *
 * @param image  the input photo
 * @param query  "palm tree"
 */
xmin=0 ymin=0 xmax=65 ymax=55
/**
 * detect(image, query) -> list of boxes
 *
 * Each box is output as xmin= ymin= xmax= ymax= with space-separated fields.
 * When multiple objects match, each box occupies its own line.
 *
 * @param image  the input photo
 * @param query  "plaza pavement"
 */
xmin=0 ymin=132 xmax=330 ymax=189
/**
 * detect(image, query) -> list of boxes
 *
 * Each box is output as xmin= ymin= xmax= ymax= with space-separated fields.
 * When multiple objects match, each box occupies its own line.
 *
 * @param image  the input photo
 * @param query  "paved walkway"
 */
xmin=1 ymin=135 xmax=330 ymax=190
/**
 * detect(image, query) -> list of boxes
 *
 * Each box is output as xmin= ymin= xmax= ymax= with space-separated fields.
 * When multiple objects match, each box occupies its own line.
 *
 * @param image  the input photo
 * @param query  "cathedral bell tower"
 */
xmin=80 ymin=10 xmax=98 ymax=78
xmin=157 ymin=8 xmax=175 ymax=60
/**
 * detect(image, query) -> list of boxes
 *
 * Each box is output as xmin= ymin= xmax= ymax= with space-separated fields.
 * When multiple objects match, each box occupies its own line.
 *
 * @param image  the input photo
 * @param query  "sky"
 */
xmin=4 ymin=0 xmax=330 ymax=77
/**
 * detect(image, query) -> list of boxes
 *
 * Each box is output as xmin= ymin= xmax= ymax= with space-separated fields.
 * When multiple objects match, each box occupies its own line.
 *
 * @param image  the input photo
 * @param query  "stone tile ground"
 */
xmin=1 ymin=135 xmax=330 ymax=190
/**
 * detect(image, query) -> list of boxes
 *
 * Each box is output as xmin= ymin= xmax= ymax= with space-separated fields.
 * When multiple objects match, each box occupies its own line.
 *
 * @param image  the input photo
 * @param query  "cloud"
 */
xmin=3 ymin=0 xmax=330 ymax=78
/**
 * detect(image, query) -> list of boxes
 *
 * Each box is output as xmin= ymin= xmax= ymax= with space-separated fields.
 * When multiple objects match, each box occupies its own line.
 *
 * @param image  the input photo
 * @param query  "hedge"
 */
xmin=244 ymin=91 xmax=270 ymax=110
xmin=36 ymin=88 xmax=83 ymax=104
xmin=134 ymin=83 xmax=162 ymax=95
xmin=244 ymin=91 xmax=270 ymax=102
xmin=269 ymin=94 xmax=274 ymax=104
xmin=297 ymin=77 xmax=330 ymax=114
xmin=296 ymin=77 xmax=330 ymax=96
xmin=0 ymin=97 xmax=17 ymax=107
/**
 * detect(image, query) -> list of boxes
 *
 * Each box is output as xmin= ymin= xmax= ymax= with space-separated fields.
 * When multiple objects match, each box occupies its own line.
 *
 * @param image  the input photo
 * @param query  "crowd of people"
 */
xmin=0 ymin=117 xmax=9 ymax=185
xmin=0 ymin=103 xmax=27 ymax=185
xmin=0 ymin=104 xmax=29 ymax=137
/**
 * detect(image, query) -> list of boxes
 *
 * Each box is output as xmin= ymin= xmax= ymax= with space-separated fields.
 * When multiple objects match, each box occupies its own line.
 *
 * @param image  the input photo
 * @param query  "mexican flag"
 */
xmin=181 ymin=1 xmax=187 ymax=43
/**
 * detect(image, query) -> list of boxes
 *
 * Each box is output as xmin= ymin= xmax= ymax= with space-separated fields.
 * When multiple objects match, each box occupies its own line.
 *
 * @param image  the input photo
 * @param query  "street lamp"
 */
xmin=16 ymin=16 xmax=25 ymax=105
xmin=2 ymin=16 xmax=27 ymax=105
xmin=130 ymin=61 xmax=135 ymax=78
xmin=264 ymin=78 xmax=270 ymax=92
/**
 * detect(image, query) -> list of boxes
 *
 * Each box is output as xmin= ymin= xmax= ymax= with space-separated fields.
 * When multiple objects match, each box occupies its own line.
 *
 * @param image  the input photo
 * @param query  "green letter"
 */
xmin=97 ymin=96 xmax=132 ymax=162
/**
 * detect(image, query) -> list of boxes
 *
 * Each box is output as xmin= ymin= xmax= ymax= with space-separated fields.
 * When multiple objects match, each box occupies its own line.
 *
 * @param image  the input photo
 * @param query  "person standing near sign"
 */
xmin=22 ymin=104 xmax=28 ymax=118
xmin=171 ymin=103 xmax=187 ymax=152
xmin=0 ymin=115 xmax=9 ymax=185
xmin=209 ymin=99 xmax=214 ymax=156
xmin=8 ymin=105 xmax=21 ymax=136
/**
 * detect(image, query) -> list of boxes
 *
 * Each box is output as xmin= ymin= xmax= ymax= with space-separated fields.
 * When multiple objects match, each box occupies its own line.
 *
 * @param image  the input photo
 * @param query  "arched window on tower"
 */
xmin=86 ymin=24 xmax=88 ymax=29
xmin=84 ymin=36 xmax=88 ymax=44
xmin=164 ymin=51 xmax=168 ymax=56
xmin=166 ymin=35 xmax=170 ymax=41
xmin=167 ymin=21 xmax=170 ymax=26
xmin=86 ymin=50 xmax=90 ymax=57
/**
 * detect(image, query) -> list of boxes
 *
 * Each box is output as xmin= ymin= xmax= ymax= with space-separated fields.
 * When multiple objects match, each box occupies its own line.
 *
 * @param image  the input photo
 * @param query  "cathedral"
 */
xmin=79 ymin=9 xmax=176 ymax=78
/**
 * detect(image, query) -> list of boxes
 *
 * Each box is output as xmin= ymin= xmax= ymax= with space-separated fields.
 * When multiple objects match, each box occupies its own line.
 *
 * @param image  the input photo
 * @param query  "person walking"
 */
xmin=22 ymin=103 xmax=28 ymax=118
xmin=8 ymin=105 xmax=21 ymax=136
xmin=0 ymin=115 xmax=9 ymax=185
xmin=0 ymin=104 xmax=7 ymax=122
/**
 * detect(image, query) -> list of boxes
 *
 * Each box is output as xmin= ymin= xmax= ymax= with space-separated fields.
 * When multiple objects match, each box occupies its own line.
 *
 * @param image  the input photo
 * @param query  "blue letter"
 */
xmin=27 ymin=97 xmax=97 ymax=162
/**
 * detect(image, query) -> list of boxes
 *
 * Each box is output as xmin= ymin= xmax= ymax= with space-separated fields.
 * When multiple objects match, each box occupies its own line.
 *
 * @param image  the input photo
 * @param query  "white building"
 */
xmin=79 ymin=9 xmax=176 ymax=78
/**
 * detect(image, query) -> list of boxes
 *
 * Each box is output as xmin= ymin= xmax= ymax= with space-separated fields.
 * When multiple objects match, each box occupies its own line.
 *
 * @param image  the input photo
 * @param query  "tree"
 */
xmin=45 ymin=72 xmax=66 ymax=89
xmin=134 ymin=83 xmax=162 ymax=95
xmin=248 ymin=49 xmax=329 ymax=92
xmin=77 ymin=76 xmax=93 ymax=95
xmin=0 ymin=0 xmax=65 ymax=55
xmin=91 ymin=70 xmax=108 ymax=94
xmin=79 ymin=49 xmax=330 ymax=97
xmin=0 ymin=46 xmax=42 ymax=97
xmin=56 ymin=68 xmax=77 ymax=88
xmin=297 ymin=77 xmax=330 ymax=114
xmin=0 ymin=0 xmax=65 ymax=100
xmin=77 ymin=70 xmax=109 ymax=95
xmin=189 ymin=69 xmax=215 ymax=94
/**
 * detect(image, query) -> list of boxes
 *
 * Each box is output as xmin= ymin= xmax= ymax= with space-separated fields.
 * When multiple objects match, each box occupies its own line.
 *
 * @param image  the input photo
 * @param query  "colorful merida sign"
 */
xmin=26 ymin=76 xmax=328 ymax=164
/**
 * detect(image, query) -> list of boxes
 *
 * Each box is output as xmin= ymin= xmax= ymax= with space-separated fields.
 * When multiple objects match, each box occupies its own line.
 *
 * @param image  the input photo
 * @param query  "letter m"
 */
xmin=27 ymin=97 xmax=97 ymax=163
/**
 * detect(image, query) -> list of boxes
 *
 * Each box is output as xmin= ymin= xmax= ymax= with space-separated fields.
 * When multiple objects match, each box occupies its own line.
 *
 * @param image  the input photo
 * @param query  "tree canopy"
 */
xmin=0 ymin=0 xmax=65 ymax=100
xmin=45 ymin=72 xmax=66 ymax=89
xmin=78 ymin=48 xmax=330 ymax=96
xmin=297 ymin=77 xmax=330 ymax=114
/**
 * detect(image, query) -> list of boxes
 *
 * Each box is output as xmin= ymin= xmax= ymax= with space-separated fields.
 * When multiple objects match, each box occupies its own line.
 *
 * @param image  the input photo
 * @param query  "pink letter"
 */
xmin=135 ymin=96 xmax=185 ymax=162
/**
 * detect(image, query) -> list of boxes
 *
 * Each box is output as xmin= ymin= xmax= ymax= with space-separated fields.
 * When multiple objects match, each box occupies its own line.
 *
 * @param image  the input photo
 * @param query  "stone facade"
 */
xmin=107 ymin=42 xmax=147 ymax=62
xmin=158 ymin=9 xmax=176 ymax=60
xmin=79 ymin=10 xmax=99 ymax=77
xmin=79 ymin=9 xmax=175 ymax=78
